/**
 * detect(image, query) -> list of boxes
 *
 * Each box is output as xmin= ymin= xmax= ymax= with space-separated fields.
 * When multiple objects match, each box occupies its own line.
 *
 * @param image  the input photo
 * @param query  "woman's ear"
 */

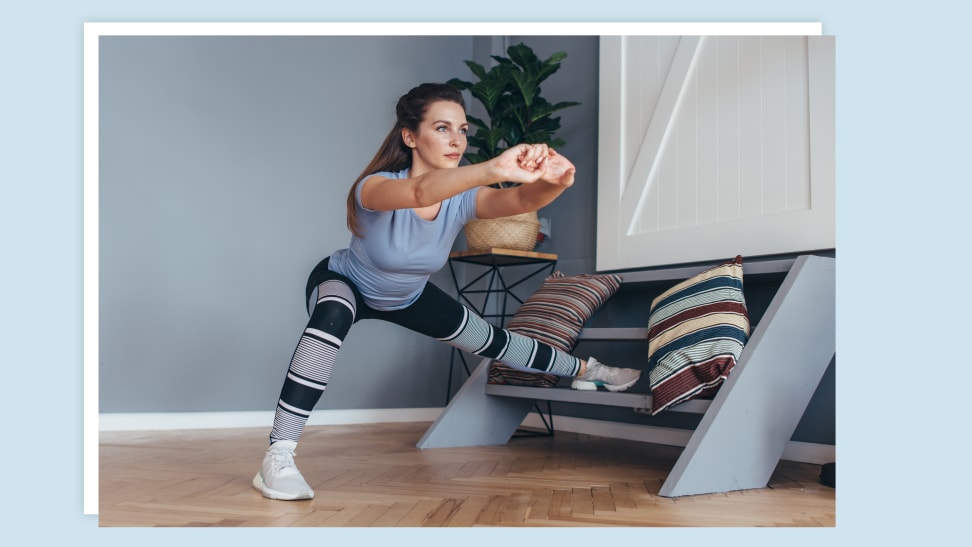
xmin=401 ymin=128 xmax=416 ymax=149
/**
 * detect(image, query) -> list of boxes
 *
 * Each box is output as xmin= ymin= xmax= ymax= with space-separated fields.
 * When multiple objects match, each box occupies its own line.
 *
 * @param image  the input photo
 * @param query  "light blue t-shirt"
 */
xmin=328 ymin=168 xmax=480 ymax=310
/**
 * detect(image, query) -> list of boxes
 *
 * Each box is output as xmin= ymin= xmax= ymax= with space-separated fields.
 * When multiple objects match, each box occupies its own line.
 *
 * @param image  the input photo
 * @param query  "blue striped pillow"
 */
xmin=647 ymin=256 xmax=749 ymax=414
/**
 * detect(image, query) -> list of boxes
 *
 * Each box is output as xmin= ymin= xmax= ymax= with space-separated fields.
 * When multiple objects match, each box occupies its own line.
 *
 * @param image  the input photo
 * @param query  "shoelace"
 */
xmin=583 ymin=361 xmax=603 ymax=380
xmin=586 ymin=362 xmax=624 ymax=383
xmin=267 ymin=448 xmax=298 ymax=475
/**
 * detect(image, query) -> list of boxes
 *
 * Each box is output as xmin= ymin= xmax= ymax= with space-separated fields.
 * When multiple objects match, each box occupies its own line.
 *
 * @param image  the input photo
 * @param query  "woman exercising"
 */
xmin=254 ymin=83 xmax=641 ymax=500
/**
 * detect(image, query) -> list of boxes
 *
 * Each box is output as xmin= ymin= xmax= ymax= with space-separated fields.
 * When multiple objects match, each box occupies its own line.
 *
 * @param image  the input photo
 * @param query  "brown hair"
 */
xmin=346 ymin=83 xmax=466 ymax=236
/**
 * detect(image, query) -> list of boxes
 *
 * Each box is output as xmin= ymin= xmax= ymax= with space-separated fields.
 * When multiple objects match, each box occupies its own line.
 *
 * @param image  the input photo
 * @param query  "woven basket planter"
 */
xmin=464 ymin=211 xmax=540 ymax=252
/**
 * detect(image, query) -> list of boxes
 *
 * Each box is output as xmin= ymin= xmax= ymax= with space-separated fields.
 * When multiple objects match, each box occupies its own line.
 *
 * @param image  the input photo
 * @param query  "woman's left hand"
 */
xmin=490 ymin=143 xmax=549 ymax=184
xmin=538 ymin=149 xmax=576 ymax=187
xmin=475 ymin=146 xmax=576 ymax=219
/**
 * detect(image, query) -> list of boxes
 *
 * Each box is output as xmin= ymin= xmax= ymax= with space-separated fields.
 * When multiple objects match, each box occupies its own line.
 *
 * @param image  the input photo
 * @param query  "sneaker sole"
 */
xmin=600 ymin=375 xmax=640 ymax=392
xmin=252 ymin=472 xmax=315 ymax=501
xmin=570 ymin=379 xmax=602 ymax=391
xmin=570 ymin=375 xmax=640 ymax=392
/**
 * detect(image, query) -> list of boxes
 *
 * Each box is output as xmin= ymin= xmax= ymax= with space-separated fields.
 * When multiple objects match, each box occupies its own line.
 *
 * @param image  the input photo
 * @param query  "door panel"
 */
xmin=597 ymin=36 xmax=834 ymax=270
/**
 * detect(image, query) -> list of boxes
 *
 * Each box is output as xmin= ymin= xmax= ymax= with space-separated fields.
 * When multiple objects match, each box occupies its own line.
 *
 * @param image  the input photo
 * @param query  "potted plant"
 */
xmin=448 ymin=43 xmax=580 ymax=252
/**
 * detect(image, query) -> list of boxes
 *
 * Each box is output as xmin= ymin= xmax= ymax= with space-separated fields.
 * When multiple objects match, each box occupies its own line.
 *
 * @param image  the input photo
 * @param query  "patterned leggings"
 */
xmin=269 ymin=260 xmax=582 ymax=444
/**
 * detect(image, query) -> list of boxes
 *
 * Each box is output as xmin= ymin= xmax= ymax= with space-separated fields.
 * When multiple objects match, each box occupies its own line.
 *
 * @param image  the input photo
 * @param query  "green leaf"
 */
xmin=534 ymin=53 xmax=568 ymax=83
xmin=463 ymin=150 xmax=491 ymax=165
xmin=550 ymin=100 xmax=582 ymax=111
xmin=506 ymin=44 xmax=539 ymax=68
xmin=528 ymin=100 xmax=581 ymax=123
xmin=527 ymin=115 xmax=562 ymax=134
xmin=486 ymin=126 xmax=511 ymax=153
xmin=465 ymin=113 xmax=488 ymax=131
xmin=508 ymin=108 xmax=529 ymax=136
xmin=470 ymin=81 xmax=504 ymax=113
xmin=494 ymin=116 xmax=522 ymax=146
xmin=466 ymin=132 xmax=490 ymax=149
xmin=446 ymin=77 xmax=472 ymax=90
xmin=463 ymin=60 xmax=488 ymax=81
xmin=490 ymin=55 xmax=515 ymax=66
xmin=511 ymin=71 xmax=538 ymax=107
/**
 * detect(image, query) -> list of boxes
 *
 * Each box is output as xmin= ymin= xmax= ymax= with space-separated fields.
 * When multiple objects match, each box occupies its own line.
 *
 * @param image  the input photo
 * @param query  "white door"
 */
xmin=596 ymin=35 xmax=835 ymax=271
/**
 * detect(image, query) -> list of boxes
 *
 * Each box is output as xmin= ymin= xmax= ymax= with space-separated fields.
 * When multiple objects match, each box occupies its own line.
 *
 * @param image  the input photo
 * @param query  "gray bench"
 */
xmin=417 ymin=255 xmax=835 ymax=497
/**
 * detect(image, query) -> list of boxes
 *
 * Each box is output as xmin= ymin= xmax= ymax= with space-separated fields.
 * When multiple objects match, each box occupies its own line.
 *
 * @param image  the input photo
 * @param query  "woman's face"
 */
xmin=403 ymin=100 xmax=468 ymax=175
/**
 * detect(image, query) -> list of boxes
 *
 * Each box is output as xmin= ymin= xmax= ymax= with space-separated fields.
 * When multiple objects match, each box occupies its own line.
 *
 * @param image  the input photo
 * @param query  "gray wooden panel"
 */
xmin=484 ymin=384 xmax=711 ymax=414
xmin=658 ymin=255 xmax=835 ymax=497
xmin=577 ymin=327 xmax=648 ymax=340
xmin=416 ymin=357 xmax=534 ymax=449
xmin=613 ymin=257 xmax=795 ymax=284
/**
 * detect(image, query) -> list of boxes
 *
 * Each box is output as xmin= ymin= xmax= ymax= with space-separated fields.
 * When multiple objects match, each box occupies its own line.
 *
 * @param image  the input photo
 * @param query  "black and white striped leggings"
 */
xmin=269 ymin=259 xmax=582 ymax=444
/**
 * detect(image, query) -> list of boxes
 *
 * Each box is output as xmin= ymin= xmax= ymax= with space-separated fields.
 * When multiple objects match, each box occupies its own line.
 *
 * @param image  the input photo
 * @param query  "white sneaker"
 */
xmin=252 ymin=440 xmax=315 ymax=500
xmin=571 ymin=357 xmax=641 ymax=392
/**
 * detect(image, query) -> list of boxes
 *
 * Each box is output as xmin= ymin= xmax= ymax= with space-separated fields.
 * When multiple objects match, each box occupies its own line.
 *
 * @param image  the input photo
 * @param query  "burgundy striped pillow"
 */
xmin=489 ymin=272 xmax=622 ymax=386
xmin=506 ymin=272 xmax=622 ymax=352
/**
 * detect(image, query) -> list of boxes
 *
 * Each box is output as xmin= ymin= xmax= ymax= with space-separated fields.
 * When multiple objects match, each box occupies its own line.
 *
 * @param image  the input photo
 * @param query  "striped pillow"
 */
xmin=507 ymin=271 xmax=622 ymax=352
xmin=647 ymin=256 xmax=750 ymax=414
xmin=489 ymin=272 xmax=622 ymax=386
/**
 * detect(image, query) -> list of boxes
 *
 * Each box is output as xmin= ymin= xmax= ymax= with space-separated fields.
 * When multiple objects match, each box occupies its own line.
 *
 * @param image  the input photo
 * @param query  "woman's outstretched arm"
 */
xmin=359 ymin=144 xmax=549 ymax=212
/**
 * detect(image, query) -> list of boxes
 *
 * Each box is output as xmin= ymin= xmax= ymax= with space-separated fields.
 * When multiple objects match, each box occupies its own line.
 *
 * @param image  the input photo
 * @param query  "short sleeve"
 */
xmin=456 ymin=186 xmax=481 ymax=224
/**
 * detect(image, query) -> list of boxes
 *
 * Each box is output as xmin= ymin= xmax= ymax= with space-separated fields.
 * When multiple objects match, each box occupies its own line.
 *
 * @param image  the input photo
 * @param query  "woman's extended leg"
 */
xmin=382 ymin=283 xmax=640 ymax=389
xmin=254 ymin=279 xmax=357 ymax=500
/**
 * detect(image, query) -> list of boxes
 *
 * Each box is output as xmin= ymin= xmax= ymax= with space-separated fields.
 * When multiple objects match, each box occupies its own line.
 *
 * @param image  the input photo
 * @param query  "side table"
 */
xmin=447 ymin=247 xmax=559 ymax=328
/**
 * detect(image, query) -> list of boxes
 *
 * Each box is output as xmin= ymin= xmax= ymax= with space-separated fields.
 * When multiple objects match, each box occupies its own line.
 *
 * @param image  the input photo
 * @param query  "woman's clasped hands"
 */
xmin=492 ymin=143 xmax=576 ymax=188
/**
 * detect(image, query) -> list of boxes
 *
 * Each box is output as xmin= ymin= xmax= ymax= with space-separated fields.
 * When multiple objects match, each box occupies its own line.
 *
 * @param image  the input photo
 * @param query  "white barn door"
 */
xmin=596 ymin=36 xmax=835 ymax=271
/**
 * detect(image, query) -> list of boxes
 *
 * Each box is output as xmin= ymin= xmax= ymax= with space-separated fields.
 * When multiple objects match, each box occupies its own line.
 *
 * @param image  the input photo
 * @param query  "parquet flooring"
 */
xmin=99 ymin=422 xmax=835 ymax=527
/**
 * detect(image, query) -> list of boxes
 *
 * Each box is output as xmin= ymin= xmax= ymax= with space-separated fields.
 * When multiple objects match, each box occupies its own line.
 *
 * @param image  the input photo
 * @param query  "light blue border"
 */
xmin=3 ymin=0 xmax=969 ymax=544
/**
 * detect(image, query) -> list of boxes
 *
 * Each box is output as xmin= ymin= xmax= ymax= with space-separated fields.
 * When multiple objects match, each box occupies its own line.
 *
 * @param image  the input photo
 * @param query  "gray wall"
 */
xmin=99 ymin=36 xmax=474 ymax=413
xmin=99 ymin=34 xmax=602 ymax=414
xmin=98 ymin=34 xmax=833 ymax=445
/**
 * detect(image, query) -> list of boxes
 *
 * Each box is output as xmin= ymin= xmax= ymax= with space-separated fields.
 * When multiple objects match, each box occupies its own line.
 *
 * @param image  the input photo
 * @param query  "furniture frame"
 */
xmin=418 ymin=254 xmax=835 ymax=498
xmin=447 ymin=248 xmax=559 ymax=326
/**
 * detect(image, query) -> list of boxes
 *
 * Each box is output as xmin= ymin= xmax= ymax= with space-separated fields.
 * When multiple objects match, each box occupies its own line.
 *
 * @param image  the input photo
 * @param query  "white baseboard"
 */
xmin=98 ymin=407 xmax=445 ymax=432
xmin=98 ymin=408 xmax=834 ymax=465
xmin=520 ymin=413 xmax=835 ymax=465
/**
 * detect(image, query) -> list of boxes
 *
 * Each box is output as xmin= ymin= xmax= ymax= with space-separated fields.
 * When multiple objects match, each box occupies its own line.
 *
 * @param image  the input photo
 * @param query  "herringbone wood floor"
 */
xmin=99 ymin=422 xmax=835 ymax=527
